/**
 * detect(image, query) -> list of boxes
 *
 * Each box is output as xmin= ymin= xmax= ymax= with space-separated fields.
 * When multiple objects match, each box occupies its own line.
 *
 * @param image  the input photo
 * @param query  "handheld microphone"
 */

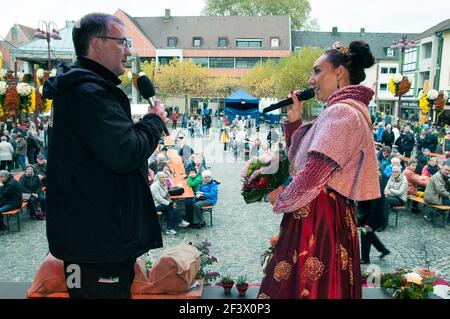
xmin=136 ymin=75 xmax=170 ymax=136
xmin=262 ymin=88 xmax=315 ymax=113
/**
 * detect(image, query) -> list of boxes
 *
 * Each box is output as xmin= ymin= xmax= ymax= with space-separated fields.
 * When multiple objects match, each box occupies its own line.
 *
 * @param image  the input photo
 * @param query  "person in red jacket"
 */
xmin=403 ymin=160 xmax=429 ymax=213
xmin=421 ymin=157 xmax=440 ymax=177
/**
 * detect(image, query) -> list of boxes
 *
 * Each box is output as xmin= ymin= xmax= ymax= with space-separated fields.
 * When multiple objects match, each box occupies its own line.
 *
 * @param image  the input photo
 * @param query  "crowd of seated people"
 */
xmin=147 ymin=139 xmax=219 ymax=233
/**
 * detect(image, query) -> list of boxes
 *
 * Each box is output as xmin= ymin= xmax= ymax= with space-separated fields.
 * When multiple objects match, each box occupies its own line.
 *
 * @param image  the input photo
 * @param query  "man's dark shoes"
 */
xmin=193 ymin=222 xmax=206 ymax=229
xmin=379 ymin=250 xmax=390 ymax=259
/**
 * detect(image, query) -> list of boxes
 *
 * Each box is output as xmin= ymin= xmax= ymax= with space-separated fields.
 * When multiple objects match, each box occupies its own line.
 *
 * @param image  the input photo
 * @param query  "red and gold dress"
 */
xmin=258 ymin=85 xmax=380 ymax=299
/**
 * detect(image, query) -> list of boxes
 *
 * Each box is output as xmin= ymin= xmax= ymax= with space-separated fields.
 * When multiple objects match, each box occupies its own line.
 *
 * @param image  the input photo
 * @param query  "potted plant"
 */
xmin=220 ymin=275 xmax=234 ymax=294
xmin=235 ymin=275 xmax=249 ymax=297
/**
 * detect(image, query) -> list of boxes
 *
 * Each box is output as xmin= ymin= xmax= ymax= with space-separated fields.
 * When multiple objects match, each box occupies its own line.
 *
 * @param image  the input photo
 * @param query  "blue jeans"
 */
xmin=155 ymin=204 xmax=182 ymax=230
xmin=17 ymin=155 xmax=26 ymax=171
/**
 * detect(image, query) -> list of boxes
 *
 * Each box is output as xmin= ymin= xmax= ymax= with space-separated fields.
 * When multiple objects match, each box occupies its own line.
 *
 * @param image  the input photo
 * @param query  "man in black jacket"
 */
xmin=0 ymin=170 xmax=23 ymax=232
xmin=42 ymin=13 xmax=168 ymax=299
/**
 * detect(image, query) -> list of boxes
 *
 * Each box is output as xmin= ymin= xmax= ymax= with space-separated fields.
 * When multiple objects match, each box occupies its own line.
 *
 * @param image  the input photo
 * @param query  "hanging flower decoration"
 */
xmin=4 ymin=86 xmax=20 ymax=116
xmin=16 ymin=82 xmax=33 ymax=112
xmin=418 ymin=89 xmax=448 ymax=126
xmin=388 ymin=73 xmax=411 ymax=97
xmin=0 ymin=69 xmax=7 ymax=80
xmin=0 ymin=81 xmax=8 ymax=118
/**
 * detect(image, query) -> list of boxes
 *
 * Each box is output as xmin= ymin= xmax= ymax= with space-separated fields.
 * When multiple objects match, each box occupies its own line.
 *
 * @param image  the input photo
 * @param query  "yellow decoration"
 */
xmin=419 ymin=94 xmax=429 ymax=114
xmin=0 ymin=52 xmax=2 ymax=69
xmin=44 ymin=99 xmax=53 ymax=113
xmin=29 ymin=87 xmax=36 ymax=113
xmin=388 ymin=78 xmax=396 ymax=95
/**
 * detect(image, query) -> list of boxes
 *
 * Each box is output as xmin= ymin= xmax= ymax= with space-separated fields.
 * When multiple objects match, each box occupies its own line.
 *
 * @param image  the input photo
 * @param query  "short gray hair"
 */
xmin=0 ymin=170 xmax=10 ymax=178
xmin=156 ymin=171 xmax=168 ymax=180
xmin=0 ymin=136 xmax=6 ymax=142
xmin=202 ymin=170 xmax=212 ymax=178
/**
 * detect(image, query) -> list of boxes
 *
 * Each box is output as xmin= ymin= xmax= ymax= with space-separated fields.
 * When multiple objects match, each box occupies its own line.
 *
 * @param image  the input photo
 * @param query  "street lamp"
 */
xmin=391 ymin=34 xmax=416 ymax=125
xmin=34 ymin=21 xmax=61 ymax=71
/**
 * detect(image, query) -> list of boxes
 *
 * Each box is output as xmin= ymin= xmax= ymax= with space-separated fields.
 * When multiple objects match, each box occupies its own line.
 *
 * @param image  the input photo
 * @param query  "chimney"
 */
xmin=164 ymin=9 xmax=171 ymax=21
xmin=360 ymin=28 xmax=365 ymax=36
xmin=332 ymin=27 xmax=338 ymax=36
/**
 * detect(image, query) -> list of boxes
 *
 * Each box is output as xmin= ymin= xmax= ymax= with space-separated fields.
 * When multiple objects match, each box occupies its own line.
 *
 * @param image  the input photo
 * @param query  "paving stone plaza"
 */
xmin=0 ymin=126 xmax=449 ymax=287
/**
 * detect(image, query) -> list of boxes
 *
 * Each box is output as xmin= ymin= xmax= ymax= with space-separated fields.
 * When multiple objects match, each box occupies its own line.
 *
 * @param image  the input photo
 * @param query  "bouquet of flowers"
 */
xmin=381 ymin=268 xmax=434 ymax=299
xmin=241 ymin=152 xmax=290 ymax=204
xmin=388 ymin=73 xmax=411 ymax=96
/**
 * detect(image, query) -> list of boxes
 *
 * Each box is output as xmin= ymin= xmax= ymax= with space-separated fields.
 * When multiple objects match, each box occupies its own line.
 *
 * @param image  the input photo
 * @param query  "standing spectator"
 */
xmin=221 ymin=127 xmax=229 ymax=152
xmin=181 ymin=113 xmax=188 ymax=129
xmin=442 ymin=128 xmax=450 ymax=155
xmin=1 ymin=130 xmax=10 ymax=142
xmin=203 ymin=113 xmax=212 ymax=137
xmin=15 ymin=133 xmax=27 ymax=171
xmin=151 ymin=171 xmax=189 ymax=235
xmin=381 ymin=124 xmax=395 ymax=148
xmin=0 ymin=170 xmax=23 ymax=232
xmin=384 ymin=113 xmax=392 ymax=126
xmin=395 ymin=126 xmax=414 ymax=158
xmin=19 ymin=165 xmax=45 ymax=220
xmin=376 ymin=124 xmax=384 ymax=142
xmin=418 ymin=124 xmax=438 ymax=152
xmin=171 ymin=111 xmax=178 ymax=130
xmin=192 ymin=170 xmax=218 ymax=229
xmin=392 ymin=125 xmax=400 ymax=144
xmin=0 ymin=136 xmax=14 ymax=171
xmin=26 ymin=131 xmax=39 ymax=165
xmin=267 ymin=126 xmax=279 ymax=149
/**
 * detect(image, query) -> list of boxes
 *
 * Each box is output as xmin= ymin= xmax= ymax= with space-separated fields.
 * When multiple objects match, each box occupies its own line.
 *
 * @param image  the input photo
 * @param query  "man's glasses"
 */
xmin=97 ymin=36 xmax=130 ymax=48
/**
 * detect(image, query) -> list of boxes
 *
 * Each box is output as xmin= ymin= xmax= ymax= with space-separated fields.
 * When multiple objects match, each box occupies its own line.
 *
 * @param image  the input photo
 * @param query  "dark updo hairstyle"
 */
xmin=325 ymin=40 xmax=375 ymax=85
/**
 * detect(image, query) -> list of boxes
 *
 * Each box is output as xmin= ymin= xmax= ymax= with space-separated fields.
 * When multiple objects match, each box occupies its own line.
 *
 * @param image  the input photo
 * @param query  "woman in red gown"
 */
xmin=258 ymin=41 xmax=380 ymax=299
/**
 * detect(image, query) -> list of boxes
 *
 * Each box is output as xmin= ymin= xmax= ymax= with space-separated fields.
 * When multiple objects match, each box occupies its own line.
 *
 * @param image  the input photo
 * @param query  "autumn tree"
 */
xmin=202 ymin=0 xmax=319 ymax=30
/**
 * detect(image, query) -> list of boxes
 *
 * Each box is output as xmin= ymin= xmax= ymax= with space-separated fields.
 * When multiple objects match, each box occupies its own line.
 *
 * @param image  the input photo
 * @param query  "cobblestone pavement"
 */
xmin=0 ymin=126 xmax=449 ymax=286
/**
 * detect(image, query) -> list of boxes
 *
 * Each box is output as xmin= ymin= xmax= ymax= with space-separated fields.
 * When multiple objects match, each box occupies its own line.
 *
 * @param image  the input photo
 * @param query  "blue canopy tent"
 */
xmin=224 ymin=89 xmax=260 ymax=124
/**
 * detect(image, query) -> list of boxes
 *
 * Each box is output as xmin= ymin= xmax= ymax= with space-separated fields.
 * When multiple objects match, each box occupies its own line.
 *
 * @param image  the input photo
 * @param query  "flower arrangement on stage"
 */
xmin=241 ymin=153 xmax=290 ymax=204
xmin=388 ymin=73 xmax=411 ymax=97
xmin=192 ymin=239 xmax=220 ymax=285
xmin=16 ymin=82 xmax=33 ymax=113
xmin=381 ymin=268 xmax=433 ymax=299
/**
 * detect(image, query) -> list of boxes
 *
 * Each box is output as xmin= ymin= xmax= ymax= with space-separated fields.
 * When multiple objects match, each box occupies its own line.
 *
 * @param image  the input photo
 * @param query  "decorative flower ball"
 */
xmin=17 ymin=72 xmax=24 ymax=81
xmin=393 ymin=73 xmax=403 ymax=83
xmin=36 ymin=68 xmax=44 ymax=79
xmin=0 ymin=69 xmax=7 ymax=79
xmin=428 ymin=89 xmax=439 ymax=100
xmin=0 ymin=81 xmax=7 ymax=95
xmin=16 ymin=82 xmax=32 ymax=97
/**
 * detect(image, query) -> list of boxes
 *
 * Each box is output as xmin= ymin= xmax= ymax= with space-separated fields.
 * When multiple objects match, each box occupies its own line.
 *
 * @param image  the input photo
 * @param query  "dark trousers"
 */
xmin=384 ymin=196 xmax=404 ymax=226
xmin=184 ymin=198 xmax=194 ymax=224
xmin=63 ymin=261 xmax=135 ymax=299
xmin=0 ymin=160 xmax=12 ymax=172
xmin=155 ymin=203 xmax=181 ymax=230
xmin=360 ymin=231 xmax=389 ymax=263
xmin=27 ymin=193 xmax=46 ymax=217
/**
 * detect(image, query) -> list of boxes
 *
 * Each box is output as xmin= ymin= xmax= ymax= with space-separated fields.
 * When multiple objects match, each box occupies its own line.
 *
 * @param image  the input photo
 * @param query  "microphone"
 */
xmin=136 ymin=75 xmax=170 ymax=136
xmin=262 ymin=88 xmax=315 ymax=113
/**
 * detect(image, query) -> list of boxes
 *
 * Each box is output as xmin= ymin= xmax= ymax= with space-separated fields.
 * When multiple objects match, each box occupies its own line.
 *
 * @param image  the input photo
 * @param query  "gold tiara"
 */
xmin=331 ymin=42 xmax=351 ymax=56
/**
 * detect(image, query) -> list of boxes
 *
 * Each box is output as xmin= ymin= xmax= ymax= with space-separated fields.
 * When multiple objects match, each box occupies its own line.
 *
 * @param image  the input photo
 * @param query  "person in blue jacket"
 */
xmin=192 ymin=170 xmax=218 ymax=228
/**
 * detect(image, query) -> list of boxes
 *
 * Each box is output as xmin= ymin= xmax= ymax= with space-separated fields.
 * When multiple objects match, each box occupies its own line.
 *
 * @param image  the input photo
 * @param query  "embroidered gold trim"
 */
xmin=349 ymin=257 xmax=354 ymax=286
xmin=294 ymin=206 xmax=310 ymax=219
xmin=308 ymin=234 xmax=316 ymax=248
xmin=301 ymin=257 xmax=325 ymax=282
xmin=300 ymin=289 xmax=310 ymax=297
xmin=273 ymin=261 xmax=292 ymax=282
xmin=345 ymin=207 xmax=357 ymax=238
xmin=339 ymin=244 xmax=348 ymax=271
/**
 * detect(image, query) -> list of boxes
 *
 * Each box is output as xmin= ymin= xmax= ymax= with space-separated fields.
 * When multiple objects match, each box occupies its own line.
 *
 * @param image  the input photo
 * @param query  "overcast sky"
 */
xmin=1 ymin=0 xmax=450 ymax=38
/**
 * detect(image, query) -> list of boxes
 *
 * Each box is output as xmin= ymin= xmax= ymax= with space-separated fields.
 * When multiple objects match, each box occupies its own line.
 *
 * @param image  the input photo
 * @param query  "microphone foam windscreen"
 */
xmin=136 ymin=75 xmax=155 ymax=99
xmin=298 ymin=88 xmax=315 ymax=100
